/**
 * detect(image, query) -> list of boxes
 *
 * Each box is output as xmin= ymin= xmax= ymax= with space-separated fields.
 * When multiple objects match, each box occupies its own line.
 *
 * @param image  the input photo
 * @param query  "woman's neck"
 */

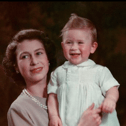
xmin=26 ymin=79 xmax=47 ymax=98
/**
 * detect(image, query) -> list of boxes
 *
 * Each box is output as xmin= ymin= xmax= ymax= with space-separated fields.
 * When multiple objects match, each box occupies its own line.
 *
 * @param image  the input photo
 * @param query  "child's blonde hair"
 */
xmin=61 ymin=13 xmax=97 ymax=42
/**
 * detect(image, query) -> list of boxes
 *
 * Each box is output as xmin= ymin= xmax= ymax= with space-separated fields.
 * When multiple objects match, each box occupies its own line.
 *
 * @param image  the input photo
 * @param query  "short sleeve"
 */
xmin=47 ymin=70 xmax=58 ymax=94
xmin=7 ymin=103 xmax=34 ymax=126
xmin=99 ymin=67 xmax=120 ymax=96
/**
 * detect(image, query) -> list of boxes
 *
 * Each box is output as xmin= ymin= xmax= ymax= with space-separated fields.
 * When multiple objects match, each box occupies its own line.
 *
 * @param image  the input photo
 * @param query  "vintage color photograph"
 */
xmin=0 ymin=1 xmax=126 ymax=126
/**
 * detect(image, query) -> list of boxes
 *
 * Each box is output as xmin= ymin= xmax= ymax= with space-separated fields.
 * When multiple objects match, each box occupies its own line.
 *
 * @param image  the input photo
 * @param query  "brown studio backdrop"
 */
xmin=0 ymin=1 xmax=126 ymax=126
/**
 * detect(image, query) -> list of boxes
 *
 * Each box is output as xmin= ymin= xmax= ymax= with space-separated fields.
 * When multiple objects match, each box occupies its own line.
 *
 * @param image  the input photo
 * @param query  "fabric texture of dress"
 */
xmin=48 ymin=59 xmax=120 ymax=126
xmin=7 ymin=91 xmax=49 ymax=126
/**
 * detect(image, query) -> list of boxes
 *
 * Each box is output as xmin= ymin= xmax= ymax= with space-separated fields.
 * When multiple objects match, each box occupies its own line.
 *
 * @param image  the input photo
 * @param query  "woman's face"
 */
xmin=15 ymin=39 xmax=49 ymax=84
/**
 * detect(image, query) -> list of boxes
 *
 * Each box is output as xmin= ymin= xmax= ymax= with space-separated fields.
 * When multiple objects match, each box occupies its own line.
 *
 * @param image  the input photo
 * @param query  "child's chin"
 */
xmin=70 ymin=61 xmax=81 ymax=65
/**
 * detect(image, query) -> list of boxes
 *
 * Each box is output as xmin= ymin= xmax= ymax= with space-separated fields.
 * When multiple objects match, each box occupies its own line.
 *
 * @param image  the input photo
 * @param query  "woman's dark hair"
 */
xmin=2 ymin=29 xmax=57 ymax=87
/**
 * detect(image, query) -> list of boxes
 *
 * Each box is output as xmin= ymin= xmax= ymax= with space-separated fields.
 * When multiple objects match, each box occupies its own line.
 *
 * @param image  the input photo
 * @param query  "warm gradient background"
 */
xmin=0 ymin=1 xmax=126 ymax=126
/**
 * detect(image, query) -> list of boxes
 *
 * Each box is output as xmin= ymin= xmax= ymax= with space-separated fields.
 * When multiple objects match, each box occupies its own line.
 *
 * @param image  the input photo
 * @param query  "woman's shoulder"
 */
xmin=8 ymin=92 xmax=31 ymax=112
xmin=7 ymin=92 xmax=49 ymax=126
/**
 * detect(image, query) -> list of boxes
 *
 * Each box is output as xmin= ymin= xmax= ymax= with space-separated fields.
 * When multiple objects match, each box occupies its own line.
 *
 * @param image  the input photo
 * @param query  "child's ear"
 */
xmin=91 ymin=42 xmax=98 ymax=54
xmin=61 ymin=42 xmax=64 ymax=49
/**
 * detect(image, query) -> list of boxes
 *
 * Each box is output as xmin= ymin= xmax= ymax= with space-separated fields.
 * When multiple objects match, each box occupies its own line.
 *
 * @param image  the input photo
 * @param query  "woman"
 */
xmin=2 ymin=29 xmax=101 ymax=126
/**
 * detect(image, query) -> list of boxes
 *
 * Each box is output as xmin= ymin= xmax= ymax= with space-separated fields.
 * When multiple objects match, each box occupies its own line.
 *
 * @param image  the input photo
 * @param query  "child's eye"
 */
xmin=78 ymin=41 xmax=84 ymax=44
xmin=66 ymin=41 xmax=72 ymax=44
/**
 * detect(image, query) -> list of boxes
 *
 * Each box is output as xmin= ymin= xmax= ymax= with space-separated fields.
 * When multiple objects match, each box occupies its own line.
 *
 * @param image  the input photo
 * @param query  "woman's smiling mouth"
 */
xmin=31 ymin=67 xmax=43 ymax=73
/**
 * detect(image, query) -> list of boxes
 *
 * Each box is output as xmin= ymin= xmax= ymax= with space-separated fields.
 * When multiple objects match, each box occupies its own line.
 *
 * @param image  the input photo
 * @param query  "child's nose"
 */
xmin=71 ymin=43 xmax=78 ymax=50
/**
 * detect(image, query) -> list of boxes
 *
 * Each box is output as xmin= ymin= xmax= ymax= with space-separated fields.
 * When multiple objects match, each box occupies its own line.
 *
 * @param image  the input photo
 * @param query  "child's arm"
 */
xmin=48 ymin=93 xmax=62 ymax=126
xmin=101 ymin=86 xmax=119 ymax=113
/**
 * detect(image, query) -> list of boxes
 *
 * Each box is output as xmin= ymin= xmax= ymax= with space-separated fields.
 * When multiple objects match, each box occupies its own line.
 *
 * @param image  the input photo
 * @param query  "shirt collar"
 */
xmin=62 ymin=59 xmax=96 ymax=69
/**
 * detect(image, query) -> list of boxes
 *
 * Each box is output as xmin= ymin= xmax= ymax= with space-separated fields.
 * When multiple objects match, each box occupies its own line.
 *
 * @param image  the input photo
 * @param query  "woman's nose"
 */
xmin=30 ymin=56 xmax=39 ymax=66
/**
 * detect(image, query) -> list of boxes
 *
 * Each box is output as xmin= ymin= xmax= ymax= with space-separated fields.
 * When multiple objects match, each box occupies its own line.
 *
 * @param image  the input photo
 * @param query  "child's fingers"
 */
xmin=102 ymin=101 xmax=116 ymax=113
xmin=102 ymin=102 xmax=109 ymax=113
xmin=102 ymin=105 xmax=112 ymax=113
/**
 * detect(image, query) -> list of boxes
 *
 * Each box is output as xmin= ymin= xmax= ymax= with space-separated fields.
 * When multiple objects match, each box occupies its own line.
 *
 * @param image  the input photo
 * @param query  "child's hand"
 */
xmin=49 ymin=115 xmax=63 ymax=126
xmin=101 ymin=97 xmax=116 ymax=113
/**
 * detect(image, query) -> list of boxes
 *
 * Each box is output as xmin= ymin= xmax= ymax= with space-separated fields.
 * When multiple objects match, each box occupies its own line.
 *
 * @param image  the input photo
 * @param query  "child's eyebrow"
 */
xmin=65 ymin=39 xmax=72 ymax=41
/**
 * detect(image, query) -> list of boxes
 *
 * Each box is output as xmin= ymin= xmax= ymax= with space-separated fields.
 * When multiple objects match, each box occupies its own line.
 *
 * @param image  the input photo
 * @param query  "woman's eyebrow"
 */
xmin=35 ymin=48 xmax=45 ymax=52
xmin=19 ymin=51 xmax=29 ymax=57
xmin=19 ymin=48 xmax=45 ymax=57
xmin=20 ymin=51 xmax=28 ymax=55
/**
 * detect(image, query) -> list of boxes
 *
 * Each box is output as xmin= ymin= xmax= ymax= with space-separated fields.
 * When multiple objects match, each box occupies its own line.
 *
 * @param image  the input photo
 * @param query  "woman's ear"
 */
xmin=90 ymin=42 xmax=98 ymax=54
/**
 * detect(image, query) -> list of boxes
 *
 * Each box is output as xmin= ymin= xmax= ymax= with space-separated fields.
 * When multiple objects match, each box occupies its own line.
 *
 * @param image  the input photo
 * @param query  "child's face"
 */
xmin=61 ymin=29 xmax=98 ymax=65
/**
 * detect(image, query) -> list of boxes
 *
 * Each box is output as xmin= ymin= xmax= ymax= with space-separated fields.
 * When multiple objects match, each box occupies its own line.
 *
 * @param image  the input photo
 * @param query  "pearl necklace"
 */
xmin=22 ymin=89 xmax=48 ymax=110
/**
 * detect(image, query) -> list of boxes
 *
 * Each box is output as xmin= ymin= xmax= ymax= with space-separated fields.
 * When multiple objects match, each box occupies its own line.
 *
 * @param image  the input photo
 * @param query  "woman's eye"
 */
xmin=36 ymin=52 xmax=42 ymax=55
xmin=22 ymin=55 xmax=29 ymax=59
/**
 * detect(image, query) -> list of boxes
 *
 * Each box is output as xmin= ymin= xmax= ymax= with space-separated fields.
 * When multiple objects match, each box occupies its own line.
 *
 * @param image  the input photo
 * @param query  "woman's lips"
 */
xmin=31 ymin=67 xmax=43 ymax=73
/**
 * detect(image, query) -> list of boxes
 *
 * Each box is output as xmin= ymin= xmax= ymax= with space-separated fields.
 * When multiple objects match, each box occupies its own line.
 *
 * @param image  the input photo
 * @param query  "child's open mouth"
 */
xmin=70 ymin=53 xmax=80 ymax=58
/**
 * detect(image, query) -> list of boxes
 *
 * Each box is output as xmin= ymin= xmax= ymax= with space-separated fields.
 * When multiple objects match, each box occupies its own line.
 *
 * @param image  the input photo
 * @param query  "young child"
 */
xmin=47 ymin=13 xmax=120 ymax=126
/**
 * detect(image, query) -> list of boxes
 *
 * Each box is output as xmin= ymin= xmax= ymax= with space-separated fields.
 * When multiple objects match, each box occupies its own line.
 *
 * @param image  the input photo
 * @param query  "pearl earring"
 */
xmin=16 ymin=70 xmax=19 ymax=74
xmin=49 ymin=63 xmax=50 ymax=66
